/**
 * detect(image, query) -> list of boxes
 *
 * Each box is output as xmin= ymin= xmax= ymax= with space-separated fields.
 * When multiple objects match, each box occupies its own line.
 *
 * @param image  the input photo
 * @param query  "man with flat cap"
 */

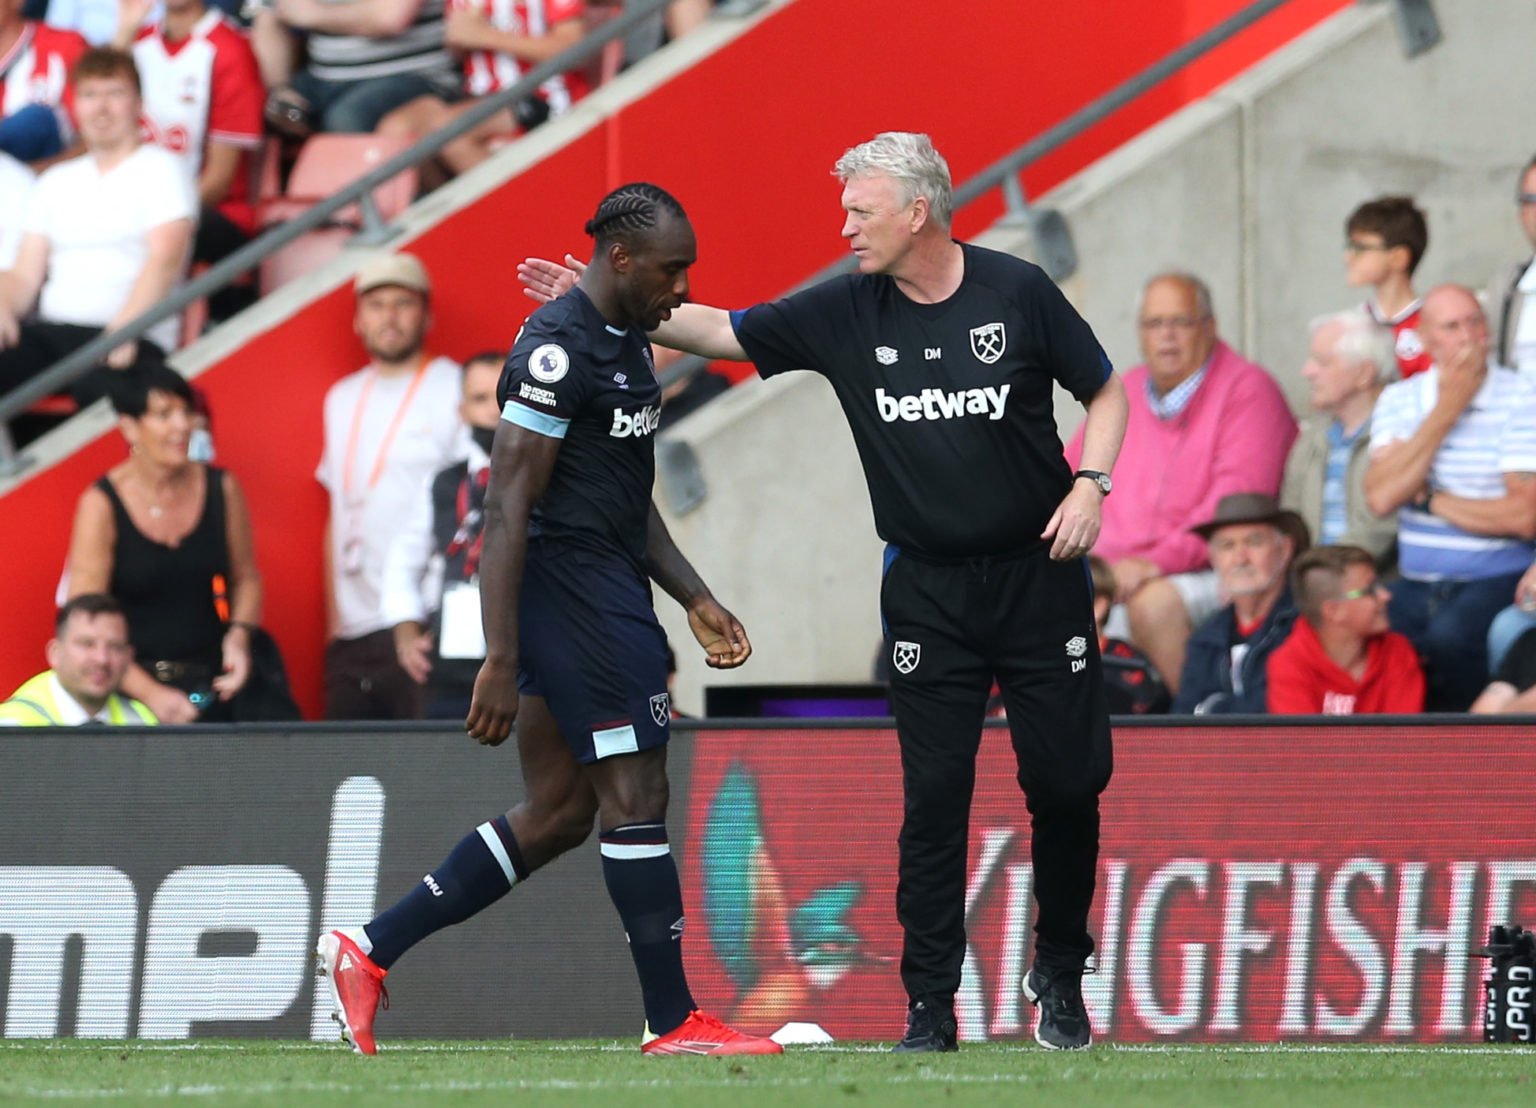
xmin=1172 ymin=493 xmax=1310 ymax=714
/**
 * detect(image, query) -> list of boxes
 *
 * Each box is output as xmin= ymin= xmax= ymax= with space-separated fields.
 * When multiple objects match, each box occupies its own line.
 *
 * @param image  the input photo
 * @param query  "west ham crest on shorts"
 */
xmin=969 ymin=322 xmax=1006 ymax=365
xmin=892 ymin=641 xmax=921 ymax=675
xmin=650 ymin=693 xmax=671 ymax=727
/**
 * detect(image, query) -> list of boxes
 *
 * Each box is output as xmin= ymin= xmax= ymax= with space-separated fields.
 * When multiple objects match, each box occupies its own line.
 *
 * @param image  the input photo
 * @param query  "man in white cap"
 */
xmin=316 ymin=252 xmax=464 ymax=720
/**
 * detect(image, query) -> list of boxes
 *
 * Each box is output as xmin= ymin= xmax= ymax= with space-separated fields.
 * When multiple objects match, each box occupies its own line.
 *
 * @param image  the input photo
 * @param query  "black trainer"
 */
xmin=1022 ymin=964 xmax=1092 ymax=1050
xmin=890 ymin=999 xmax=958 ymax=1053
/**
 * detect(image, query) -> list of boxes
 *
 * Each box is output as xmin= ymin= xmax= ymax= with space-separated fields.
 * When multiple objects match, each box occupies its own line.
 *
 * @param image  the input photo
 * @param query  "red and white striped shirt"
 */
xmin=451 ymin=0 xmax=590 ymax=114
xmin=1 ymin=22 xmax=89 ymax=127
xmin=133 ymin=13 xmax=265 ymax=233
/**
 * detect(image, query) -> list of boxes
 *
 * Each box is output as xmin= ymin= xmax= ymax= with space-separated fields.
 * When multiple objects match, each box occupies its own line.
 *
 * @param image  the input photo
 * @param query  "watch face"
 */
xmin=1079 ymin=471 xmax=1111 ymax=494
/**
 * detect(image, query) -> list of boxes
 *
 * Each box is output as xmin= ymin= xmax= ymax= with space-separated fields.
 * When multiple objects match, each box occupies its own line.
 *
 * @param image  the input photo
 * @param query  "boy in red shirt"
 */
xmin=1344 ymin=196 xmax=1430 ymax=379
xmin=1266 ymin=545 xmax=1424 ymax=715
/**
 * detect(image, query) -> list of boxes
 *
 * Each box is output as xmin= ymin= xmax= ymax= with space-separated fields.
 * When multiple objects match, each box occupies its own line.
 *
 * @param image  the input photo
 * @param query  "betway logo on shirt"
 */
xmin=875 ymin=385 xmax=1011 ymax=423
xmin=610 ymin=405 xmax=661 ymax=438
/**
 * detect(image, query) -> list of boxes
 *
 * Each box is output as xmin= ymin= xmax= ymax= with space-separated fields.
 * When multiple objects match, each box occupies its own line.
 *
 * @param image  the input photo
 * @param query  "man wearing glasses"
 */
xmin=1488 ymin=155 xmax=1536 ymax=373
xmin=1065 ymin=272 xmax=1296 ymax=697
xmin=1265 ymin=545 xmax=1424 ymax=715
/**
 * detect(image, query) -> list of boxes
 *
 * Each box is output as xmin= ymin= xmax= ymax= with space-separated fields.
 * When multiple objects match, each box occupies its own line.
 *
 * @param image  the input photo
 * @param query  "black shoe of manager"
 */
xmin=1023 ymin=964 xmax=1092 ymax=1050
xmin=890 ymin=999 xmax=958 ymax=1053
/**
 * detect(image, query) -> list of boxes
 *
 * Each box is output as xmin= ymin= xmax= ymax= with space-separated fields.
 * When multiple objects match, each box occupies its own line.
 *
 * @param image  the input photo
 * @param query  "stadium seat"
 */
xmin=259 ymin=227 xmax=354 ymax=294
xmin=259 ymin=134 xmax=419 ymax=233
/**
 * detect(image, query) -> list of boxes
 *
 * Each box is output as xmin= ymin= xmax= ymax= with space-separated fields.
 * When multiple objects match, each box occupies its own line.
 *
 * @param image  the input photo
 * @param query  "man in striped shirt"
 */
xmin=252 ymin=0 xmax=460 ymax=134
xmin=1364 ymin=284 xmax=1536 ymax=710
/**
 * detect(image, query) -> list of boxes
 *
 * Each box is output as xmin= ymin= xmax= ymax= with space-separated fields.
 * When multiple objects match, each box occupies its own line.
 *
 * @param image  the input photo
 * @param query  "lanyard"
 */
xmin=342 ymin=362 xmax=429 ymax=496
xmin=446 ymin=467 xmax=490 ymax=579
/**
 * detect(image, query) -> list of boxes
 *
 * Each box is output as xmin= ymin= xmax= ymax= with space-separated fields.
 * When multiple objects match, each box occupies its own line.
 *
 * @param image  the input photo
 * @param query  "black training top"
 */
xmin=498 ymin=286 xmax=661 ymax=571
xmin=731 ymin=242 xmax=1112 ymax=559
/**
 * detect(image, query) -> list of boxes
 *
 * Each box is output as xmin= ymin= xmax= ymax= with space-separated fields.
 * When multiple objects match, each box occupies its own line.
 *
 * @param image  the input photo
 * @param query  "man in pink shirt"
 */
xmin=1066 ymin=272 xmax=1297 ymax=692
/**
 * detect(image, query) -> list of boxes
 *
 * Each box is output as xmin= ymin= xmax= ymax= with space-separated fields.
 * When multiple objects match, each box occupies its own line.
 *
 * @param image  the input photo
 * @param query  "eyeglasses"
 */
xmin=1519 ymin=193 xmax=1536 ymax=206
xmin=1344 ymin=239 xmax=1393 ymax=254
xmin=1138 ymin=315 xmax=1209 ymax=332
xmin=1339 ymin=581 xmax=1389 ymax=600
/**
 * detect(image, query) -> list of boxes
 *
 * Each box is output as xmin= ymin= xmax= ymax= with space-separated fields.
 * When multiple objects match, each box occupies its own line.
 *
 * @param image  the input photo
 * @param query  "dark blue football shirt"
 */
xmin=498 ymin=287 xmax=661 ymax=569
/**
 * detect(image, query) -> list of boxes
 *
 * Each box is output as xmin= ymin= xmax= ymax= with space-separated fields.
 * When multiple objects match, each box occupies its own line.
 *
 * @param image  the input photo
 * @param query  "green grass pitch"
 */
xmin=4 ymin=1041 xmax=1536 ymax=1107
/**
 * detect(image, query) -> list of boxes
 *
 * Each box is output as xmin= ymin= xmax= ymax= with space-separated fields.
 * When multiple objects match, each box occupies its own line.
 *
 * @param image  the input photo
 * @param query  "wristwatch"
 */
xmin=1074 ymin=469 xmax=1113 ymax=496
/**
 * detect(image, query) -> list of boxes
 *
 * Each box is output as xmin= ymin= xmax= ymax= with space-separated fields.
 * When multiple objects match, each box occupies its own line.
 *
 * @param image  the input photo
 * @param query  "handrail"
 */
xmin=0 ymin=0 xmax=682 ymax=461
xmin=657 ymin=0 xmax=1332 ymax=392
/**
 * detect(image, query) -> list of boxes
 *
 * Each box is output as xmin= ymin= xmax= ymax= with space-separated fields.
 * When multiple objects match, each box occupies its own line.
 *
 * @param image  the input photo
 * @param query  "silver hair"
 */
xmin=1309 ymin=310 xmax=1397 ymax=385
xmin=833 ymin=132 xmax=953 ymax=227
xmin=1135 ymin=272 xmax=1214 ymax=320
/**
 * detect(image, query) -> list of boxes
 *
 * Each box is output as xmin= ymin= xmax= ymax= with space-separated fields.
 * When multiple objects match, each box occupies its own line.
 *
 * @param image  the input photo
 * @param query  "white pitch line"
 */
xmin=13 ymin=1062 xmax=1536 ymax=1101
xmin=2 ymin=1040 xmax=1518 ymax=1055
xmin=1107 ymin=1044 xmax=1526 ymax=1055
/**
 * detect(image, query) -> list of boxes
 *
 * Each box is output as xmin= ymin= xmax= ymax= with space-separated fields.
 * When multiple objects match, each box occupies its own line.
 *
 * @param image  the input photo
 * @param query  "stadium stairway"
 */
xmin=0 ymin=0 xmax=1362 ymax=717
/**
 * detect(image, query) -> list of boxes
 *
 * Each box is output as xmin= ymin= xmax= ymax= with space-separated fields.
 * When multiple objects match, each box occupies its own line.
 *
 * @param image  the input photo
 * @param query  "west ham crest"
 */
xmin=969 ymin=322 xmax=1007 ymax=365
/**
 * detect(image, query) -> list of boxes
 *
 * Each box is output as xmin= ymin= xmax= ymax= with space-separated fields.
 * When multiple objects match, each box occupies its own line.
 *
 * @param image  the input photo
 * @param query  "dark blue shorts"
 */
xmin=516 ymin=539 xmax=672 ymax=764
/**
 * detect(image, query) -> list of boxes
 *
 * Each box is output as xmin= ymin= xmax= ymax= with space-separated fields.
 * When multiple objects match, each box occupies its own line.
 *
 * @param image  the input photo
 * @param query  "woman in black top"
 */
xmin=64 ymin=365 xmax=263 ymax=723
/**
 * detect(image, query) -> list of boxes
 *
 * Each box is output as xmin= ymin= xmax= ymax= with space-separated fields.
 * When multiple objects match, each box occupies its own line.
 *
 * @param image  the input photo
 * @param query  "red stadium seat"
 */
xmin=259 ymin=227 xmax=354 ymax=294
xmin=258 ymin=134 xmax=419 ymax=232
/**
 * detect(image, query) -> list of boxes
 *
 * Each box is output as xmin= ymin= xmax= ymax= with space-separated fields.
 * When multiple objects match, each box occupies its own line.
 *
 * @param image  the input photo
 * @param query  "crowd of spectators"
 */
xmin=1062 ymin=175 xmax=1536 ymax=720
xmin=0 ymin=1 xmax=713 ymax=414
xmin=6 ymin=8 xmax=1536 ymax=725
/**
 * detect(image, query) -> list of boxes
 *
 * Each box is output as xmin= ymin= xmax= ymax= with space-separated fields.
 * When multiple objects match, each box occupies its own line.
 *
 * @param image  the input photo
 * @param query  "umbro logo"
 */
xmin=875 ymin=346 xmax=899 ymax=365
xmin=1067 ymin=635 xmax=1088 ymax=673
xmin=339 ymin=953 xmax=354 ymax=971
xmin=670 ymin=916 xmax=686 ymax=942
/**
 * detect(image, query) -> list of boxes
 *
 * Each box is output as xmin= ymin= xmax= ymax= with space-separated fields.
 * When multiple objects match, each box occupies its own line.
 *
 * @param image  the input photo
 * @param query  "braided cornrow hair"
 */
xmin=584 ymin=183 xmax=688 ymax=247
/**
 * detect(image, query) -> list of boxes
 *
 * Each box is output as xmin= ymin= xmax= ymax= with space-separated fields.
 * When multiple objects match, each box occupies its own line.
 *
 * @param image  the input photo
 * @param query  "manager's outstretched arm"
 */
xmin=519 ymin=254 xmax=748 ymax=360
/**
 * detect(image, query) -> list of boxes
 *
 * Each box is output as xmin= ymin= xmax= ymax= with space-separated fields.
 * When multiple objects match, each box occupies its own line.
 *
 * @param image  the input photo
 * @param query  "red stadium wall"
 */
xmin=0 ymin=0 xmax=1350 ymax=716
xmin=681 ymin=722 xmax=1536 ymax=1044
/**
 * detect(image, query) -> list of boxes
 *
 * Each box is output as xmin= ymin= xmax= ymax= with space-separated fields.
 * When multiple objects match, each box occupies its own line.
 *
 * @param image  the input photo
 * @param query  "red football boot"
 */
xmin=640 ymin=1010 xmax=784 ymax=1056
xmin=314 ymin=930 xmax=389 ymax=1055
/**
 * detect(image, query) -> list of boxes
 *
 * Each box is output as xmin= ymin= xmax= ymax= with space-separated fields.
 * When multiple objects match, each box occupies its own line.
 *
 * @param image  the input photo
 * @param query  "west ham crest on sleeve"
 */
xmin=892 ymin=641 xmax=921 ymax=675
xmin=969 ymin=322 xmax=1006 ymax=365
xmin=650 ymin=693 xmax=671 ymax=726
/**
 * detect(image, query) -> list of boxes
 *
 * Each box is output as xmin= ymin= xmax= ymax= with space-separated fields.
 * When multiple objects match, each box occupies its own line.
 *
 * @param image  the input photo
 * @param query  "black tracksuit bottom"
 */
xmin=880 ymin=543 xmax=1113 ymax=1005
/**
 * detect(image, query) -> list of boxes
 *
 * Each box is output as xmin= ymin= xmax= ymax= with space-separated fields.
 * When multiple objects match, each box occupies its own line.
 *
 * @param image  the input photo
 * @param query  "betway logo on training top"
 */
xmin=875 ymin=385 xmax=1011 ymax=423
xmin=610 ymin=405 xmax=661 ymax=438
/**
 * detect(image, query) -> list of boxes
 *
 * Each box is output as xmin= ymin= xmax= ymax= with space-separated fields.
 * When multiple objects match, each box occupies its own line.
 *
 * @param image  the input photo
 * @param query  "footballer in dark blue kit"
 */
xmin=312 ymin=184 xmax=783 ymax=1058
